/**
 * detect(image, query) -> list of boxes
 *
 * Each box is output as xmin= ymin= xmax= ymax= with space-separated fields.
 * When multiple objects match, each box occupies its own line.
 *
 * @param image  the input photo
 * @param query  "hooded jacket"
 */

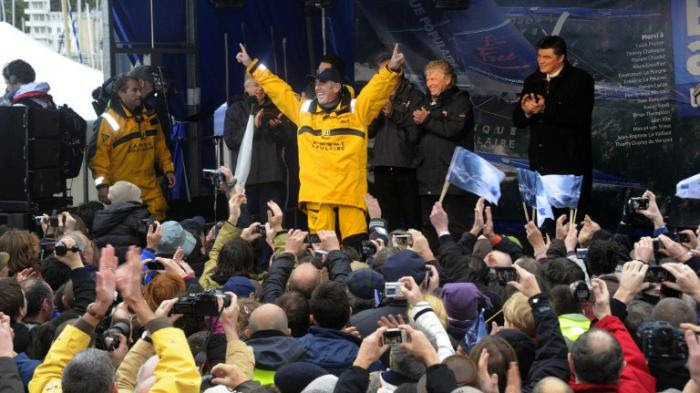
xmin=298 ymin=326 xmax=361 ymax=376
xmin=92 ymin=201 xmax=151 ymax=261
xmin=246 ymin=330 xmax=307 ymax=371
xmin=11 ymin=82 xmax=55 ymax=108
xmin=569 ymin=315 xmax=655 ymax=393
xmin=247 ymin=59 xmax=400 ymax=209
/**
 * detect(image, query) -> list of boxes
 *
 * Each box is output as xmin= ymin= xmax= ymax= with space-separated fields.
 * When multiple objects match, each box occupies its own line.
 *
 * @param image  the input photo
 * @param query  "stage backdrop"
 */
xmin=355 ymin=0 xmax=700 ymax=228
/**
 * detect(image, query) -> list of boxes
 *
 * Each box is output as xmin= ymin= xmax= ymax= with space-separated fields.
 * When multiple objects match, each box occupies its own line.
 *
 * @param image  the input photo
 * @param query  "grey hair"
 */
xmin=389 ymin=326 xmax=438 ymax=380
xmin=62 ymin=348 xmax=115 ymax=393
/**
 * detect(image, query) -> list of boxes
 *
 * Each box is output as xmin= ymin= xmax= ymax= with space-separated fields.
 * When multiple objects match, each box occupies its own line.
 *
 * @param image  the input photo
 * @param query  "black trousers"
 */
xmin=372 ymin=166 xmax=421 ymax=231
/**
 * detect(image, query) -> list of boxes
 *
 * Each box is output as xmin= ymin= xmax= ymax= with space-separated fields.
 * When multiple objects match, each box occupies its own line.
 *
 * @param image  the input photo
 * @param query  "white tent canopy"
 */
xmin=0 ymin=22 xmax=104 ymax=121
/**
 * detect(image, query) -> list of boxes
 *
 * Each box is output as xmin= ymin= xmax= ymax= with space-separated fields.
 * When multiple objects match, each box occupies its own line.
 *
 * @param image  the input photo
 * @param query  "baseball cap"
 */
xmin=315 ymin=68 xmax=342 ymax=84
xmin=156 ymin=221 xmax=197 ymax=257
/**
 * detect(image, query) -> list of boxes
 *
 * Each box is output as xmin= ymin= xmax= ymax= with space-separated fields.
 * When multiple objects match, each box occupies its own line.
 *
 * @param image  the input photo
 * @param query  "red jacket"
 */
xmin=570 ymin=315 xmax=656 ymax=393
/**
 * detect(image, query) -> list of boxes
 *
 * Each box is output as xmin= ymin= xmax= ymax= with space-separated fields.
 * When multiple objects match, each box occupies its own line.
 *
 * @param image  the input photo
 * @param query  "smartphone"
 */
xmin=488 ymin=267 xmax=517 ymax=286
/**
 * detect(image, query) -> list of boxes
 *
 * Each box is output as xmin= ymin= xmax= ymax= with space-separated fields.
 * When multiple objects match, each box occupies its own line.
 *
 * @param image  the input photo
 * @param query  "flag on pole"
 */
xmin=445 ymin=147 xmax=505 ymax=205
xmin=676 ymin=174 xmax=700 ymax=199
xmin=516 ymin=168 xmax=538 ymax=207
xmin=535 ymin=176 xmax=553 ymax=227
xmin=234 ymin=113 xmax=255 ymax=188
xmin=540 ymin=174 xmax=584 ymax=209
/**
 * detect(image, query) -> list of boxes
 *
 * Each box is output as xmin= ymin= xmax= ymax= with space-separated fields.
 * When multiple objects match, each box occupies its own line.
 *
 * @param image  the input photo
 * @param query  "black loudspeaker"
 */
xmin=0 ymin=106 xmax=64 ymax=201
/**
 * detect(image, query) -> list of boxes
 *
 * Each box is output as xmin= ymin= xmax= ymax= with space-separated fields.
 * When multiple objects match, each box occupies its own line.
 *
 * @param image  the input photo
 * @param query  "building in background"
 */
xmin=23 ymin=0 xmax=103 ymax=70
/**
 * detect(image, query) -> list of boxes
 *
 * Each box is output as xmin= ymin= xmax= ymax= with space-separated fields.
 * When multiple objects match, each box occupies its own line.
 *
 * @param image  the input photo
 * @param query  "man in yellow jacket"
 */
xmin=235 ymin=44 xmax=405 ymax=244
xmin=90 ymin=75 xmax=176 ymax=220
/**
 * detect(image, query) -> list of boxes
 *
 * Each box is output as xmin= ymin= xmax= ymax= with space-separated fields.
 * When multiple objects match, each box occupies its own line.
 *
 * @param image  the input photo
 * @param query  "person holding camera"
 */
xmin=567 ymin=278 xmax=655 ymax=393
xmin=89 ymin=74 xmax=176 ymax=221
xmin=224 ymin=76 xmax=295 ymax=224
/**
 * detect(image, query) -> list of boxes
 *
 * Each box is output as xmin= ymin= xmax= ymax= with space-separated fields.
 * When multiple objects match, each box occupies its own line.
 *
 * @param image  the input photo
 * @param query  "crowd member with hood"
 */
xmin=413 ymin=59 xmax=474 ymax=251
xmin=89 ymin=74 xmax=176 ymax=220
xmin=1 ymin=59 xmax=54 ymax=108
xmin=244 ymin=304 xmax=306 ymax=385
xmin=92 ymin=181 xmax=152 ymax=261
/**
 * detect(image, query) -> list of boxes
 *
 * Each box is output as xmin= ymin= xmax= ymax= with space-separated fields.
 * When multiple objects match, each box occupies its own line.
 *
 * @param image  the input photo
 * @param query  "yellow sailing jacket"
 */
xmin=90 ymin=103 xmax=174 ymax=191
xmin=247 ymin=59 xmax=400 ymax=209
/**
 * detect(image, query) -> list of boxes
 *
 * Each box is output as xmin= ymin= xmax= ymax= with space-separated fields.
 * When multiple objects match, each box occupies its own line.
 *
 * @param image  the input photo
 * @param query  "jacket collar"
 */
xmin=309 ymin=87 xmax=352 ymax=115
xmin=307 ymin=325 xmax=361 ymax=343
xmin=570 ymin=379 xmax=617 ymax=393
xmin=429 ymin=85 xmax=460 ymax=106
xmin=248 ymin=329 xmax=287 ymax=340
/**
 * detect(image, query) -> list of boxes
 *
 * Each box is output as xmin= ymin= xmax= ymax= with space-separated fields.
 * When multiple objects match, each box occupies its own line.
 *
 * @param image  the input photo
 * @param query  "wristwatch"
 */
xmin=86 ymin=303 xmax=105 ymax=321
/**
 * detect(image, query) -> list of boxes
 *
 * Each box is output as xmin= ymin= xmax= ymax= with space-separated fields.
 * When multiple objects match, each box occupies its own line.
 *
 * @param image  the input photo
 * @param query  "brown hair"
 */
xmin=0 ymin=229 xmax=40 ymax=274
xmin=143 ymin=272 xmax=186 ymax=311
xmin=0 ymin=277 xmax=25 ymax=321
xmin=469 ymin=336 xmax=518 ymax=392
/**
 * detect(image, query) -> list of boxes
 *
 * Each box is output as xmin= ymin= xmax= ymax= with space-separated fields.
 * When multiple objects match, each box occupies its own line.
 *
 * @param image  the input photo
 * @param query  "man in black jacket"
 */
xmin=512 ymin=35 xmax=594 ymax=215
xmin=224 ymin=77 xmax=296 ymax=224
xmin=368 ymin=54 xmax=425 ymax=230
xmin=413 ymin=60 xmax=474 ymax=251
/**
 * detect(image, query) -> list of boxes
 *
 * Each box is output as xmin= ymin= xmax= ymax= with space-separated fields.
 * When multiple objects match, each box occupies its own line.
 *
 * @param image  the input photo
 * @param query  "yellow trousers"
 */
xmin=305 ymin=202 xmax=367 ymax=240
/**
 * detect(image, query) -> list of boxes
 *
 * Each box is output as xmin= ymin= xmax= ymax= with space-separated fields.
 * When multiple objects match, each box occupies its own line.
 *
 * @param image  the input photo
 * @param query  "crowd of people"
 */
xmin=1 ymin=31 xmax=699 ymax=393
xmin=0 ymin=183 xmax=699 ymax=393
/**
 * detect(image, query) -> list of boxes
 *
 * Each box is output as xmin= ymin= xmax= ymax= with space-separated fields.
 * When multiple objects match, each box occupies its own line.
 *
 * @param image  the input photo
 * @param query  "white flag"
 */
xmin=234 ymin=114 xmax=255 ymax=189
xmin=676 ymin=173 xmax=700 ymax=199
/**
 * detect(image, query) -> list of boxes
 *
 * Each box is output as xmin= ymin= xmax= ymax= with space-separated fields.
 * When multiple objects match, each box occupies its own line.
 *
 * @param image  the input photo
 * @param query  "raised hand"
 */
xmin=235 ymin=43 xmax=252 ymax=67
xmin=387 ymin=43 xmax=405 ymax=71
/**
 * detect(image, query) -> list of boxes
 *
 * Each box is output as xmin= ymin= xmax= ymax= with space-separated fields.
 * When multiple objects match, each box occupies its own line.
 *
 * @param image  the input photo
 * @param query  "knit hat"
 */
xmin=108 ymin=181 xmax=142 ymax=204
xmin=155 ymin=221 xmax=196 ymax=257
xmin=0 ymin=252 xmax=8 ymax=271
xmin=381 ymin=250 xmax=426 ymax=284
xmin=440 ymin=283 xmax=492 ymax=322
xmin=274 ymin=362 xmax=329 ymax=393
xmin=222 ymin=276 xmax=256 ymax=298
xmin=180 ymin=216 xmax=206 ymax=233
xmin=346 ymin=268 xmax=385 ymax=300
xmin=300 ymin=374 xmax=338 ymax=393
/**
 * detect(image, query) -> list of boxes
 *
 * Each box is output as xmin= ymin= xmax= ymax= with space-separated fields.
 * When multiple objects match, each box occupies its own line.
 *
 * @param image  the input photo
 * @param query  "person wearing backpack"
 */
xmin=89 ymin=74 xmax=175 ymax=220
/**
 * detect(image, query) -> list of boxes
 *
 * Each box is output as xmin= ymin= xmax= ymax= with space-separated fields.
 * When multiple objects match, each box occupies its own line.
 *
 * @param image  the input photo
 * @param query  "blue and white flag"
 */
xmin=446 ymin=147 xmax=505 ymax=205
xmin=540 ymin=174 xmax=584 ymax=209
xmin=516 ymin=168 xmax=538 ymax=207
xmin=676 ymin=174 xmax=700 ymax=199
xmin=535 ymin=176 xmax=554 ymax=227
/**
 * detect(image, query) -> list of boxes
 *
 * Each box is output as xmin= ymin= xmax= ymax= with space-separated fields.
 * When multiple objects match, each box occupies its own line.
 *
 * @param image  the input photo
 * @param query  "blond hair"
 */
xmin=503 ymin=292 xmax=535 ymax=337
xmin=424 ymin=60 xmax=456 ymax=86
xmin=411 ymin=292 xmax=449 ymax=329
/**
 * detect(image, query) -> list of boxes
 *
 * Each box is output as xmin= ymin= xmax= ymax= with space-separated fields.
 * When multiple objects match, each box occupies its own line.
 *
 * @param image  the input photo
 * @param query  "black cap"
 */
xmin=315 ymin=68 xmax=342 ymax=83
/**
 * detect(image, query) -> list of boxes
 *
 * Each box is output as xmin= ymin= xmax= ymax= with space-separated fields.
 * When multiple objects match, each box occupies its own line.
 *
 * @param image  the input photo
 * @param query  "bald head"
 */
xmin=532 ymin=377 xmax=572 ymax=393
xmin=485 ymin=250 xmax=512 ymax=267
xmin=288 ymin=263 xmax=321 ymax=298
xmin=247 ymin=303 xmax=290 ymax=336
xmin=570 ymin=328 xmax=623 ymax=385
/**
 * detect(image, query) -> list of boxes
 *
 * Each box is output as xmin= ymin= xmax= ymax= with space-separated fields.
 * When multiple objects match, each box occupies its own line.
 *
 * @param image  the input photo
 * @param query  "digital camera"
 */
xmin=644 ymin=266 xmax=675 ymax=283
xmin=627 ymin=197 xmax=649 ymax=211
xmin=172 ymin=289 xmax=231 ymax=316
xmin=97 ymin=321 xmax=130 ymax=352
xmin=382 ymin=328 xmax=408 ymax=346
xmin=638 ymin=321 xmax=688 ymax=360
xmin=488 ymin=267 xmax=517 ymax=286
xmin=384 ymin=282 xmax=404 ymax=298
